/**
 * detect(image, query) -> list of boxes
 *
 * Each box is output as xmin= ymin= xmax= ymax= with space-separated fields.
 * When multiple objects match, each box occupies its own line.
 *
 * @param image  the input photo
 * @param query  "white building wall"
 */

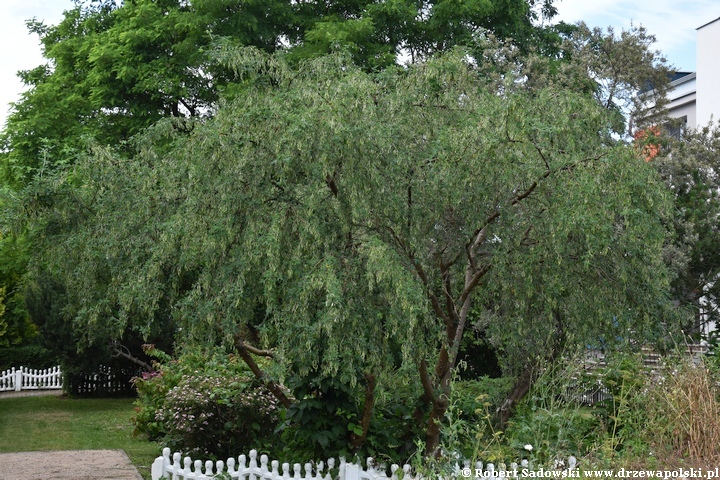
xmin=696 ymin=18 xmax=720 ymax=127
xmin=666 ymin=74 xmax=696 ymax=129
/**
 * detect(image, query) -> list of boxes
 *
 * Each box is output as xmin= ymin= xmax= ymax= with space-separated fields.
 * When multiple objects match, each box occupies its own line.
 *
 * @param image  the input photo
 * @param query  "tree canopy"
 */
xmin=0 ymin=0 xmax=562 ymax=188
xmin=0 ymin=0 xmax=687 ymax=459
xmin=651 ymin=124 xmax=720 ymax=337
xmin=18 ymin=48 xmax=678 ymax=452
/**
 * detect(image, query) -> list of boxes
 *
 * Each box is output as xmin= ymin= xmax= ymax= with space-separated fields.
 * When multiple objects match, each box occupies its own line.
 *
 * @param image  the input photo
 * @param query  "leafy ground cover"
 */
xmin=0 ymin=395 xmax=159 ymax=479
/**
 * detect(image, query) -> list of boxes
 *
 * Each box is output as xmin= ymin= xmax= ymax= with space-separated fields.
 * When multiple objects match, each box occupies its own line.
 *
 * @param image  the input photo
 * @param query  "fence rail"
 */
xmin=0 ymin=365 xmax=63 ymax=392
xmin=151 ymin=448 xmax=577 ymax=480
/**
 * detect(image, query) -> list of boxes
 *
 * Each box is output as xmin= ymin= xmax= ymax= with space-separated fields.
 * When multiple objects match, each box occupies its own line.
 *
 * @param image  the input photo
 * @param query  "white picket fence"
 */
xmin=152 ymin=448 xmax=578 ymax=480
xmin=0 ymin=365 xmax=63 ymax=392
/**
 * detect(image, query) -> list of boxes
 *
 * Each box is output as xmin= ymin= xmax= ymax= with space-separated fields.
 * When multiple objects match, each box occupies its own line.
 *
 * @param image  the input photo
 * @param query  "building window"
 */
xmin=665 ymin=115 xmax=687 ymax=139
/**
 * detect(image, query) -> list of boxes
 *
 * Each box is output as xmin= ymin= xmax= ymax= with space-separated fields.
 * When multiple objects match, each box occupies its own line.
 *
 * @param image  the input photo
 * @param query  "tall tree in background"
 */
xmin=290 ymin=0 xmax=560 ymax=68
xmin=651 ymin=125 xmax=720 ymax=336
xmin=0 ymin=0 xmax=561 ymax=186
xmin=0 ymin=0 xmax=294 ymax=186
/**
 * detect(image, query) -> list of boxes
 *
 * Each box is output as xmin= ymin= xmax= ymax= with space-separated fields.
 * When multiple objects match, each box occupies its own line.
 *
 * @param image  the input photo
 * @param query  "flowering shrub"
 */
xmin=132 ymin=347 xmax=175 ymax=440
xmin=158 ymin=374 xmax=282 ymax=458
xmin=132 ymin=346 xmax=284 ymax=458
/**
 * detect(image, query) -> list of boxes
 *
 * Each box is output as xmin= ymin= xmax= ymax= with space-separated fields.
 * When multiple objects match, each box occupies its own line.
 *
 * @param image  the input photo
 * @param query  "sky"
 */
xmin=1 ymin=0 xmax=719 ymax=129
xmin=554 ymin=0 xmax=720 ymax=72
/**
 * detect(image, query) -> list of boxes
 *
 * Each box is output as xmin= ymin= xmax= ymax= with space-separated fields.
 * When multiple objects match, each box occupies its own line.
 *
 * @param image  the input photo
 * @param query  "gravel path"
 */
xmin=0 ymin=450 xmax=144 ymax=480
xmin=0 ymin=389 xmax=63 ymax=399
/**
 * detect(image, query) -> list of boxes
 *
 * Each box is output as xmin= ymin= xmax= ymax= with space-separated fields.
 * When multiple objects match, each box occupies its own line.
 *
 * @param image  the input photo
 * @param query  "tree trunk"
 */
xmin=423 ymin=346 xmax=453 ymax=456
xmin=349 ymin=373 xmax=376 ymax=450
xmin=424 ymin=392 xmax=450 ymax=455
xmin=497 ymin=367 xmax=535 ymax=427
xmin=497 ymin=310 xmax=566 ymax=426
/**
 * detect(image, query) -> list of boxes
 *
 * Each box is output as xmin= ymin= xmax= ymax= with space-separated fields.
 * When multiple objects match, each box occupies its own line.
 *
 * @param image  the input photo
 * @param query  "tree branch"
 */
xmin=440 ymin=260 xmax=457 ymax=330
xmin=234 ymin=333 xmax=291 ymax=408
xmin=109 ymin=341 xmax=154 ymax=372
xmin=325 ymin=174 xmax=338 ymax=197
xmin=419 ymin=358 xmax=435 ymax=402
xmin=387 ymin=225 xmax=452 ymax=325
xmin=458 ymin=263 xmax=491 ymax=308
xmin=411 ymin=359 xmax=435 ymax=424
xmin=243 ymin=343 xmax=275 ymax=358
xmin=178 ymin=97 xmax=197 ymax=117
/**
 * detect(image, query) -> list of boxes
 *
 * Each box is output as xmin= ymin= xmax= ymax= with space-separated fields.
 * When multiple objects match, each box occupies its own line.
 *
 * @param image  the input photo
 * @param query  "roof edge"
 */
xmin=697 ymin=16 xmax=720 ymax=30
xmin=670 ymin=72 xmax=696 ymax=87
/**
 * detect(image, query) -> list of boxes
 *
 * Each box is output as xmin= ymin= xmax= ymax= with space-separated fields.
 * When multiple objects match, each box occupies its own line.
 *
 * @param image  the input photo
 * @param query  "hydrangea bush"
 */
xmin=158 ymin=374 xmax=282 ymax=458
xmin=132 ymin=346 xmax=283 ymax=458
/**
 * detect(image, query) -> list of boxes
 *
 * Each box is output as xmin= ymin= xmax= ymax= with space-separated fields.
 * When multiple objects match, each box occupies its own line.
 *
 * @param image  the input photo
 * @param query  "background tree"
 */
xmin=19 ymin=49 xmax=678 ymax=454
xmin=651 ymin=124 xmax=720 ymax=336
xmin=1 ymin=0 xmax=563 ymax=187
xmin=0 ymin=232 xmax=34 ymax=347
xmin=288 ymin=0 xmax=560 ymax=69
xmin=520 ymin=22 xmax=673 ymax=137
xmin=0 ymin=0 xmax=295 ymax=187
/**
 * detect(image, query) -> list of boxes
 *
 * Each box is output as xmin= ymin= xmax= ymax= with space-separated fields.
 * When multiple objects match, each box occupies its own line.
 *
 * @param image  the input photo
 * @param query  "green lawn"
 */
xmin=0 ymin=395 xmax=160 ymax=479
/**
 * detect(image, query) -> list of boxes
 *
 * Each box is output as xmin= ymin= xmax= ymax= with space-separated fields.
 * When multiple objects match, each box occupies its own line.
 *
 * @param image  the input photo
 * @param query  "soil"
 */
xmin=0 ymin=450 xmax=144 ymax=480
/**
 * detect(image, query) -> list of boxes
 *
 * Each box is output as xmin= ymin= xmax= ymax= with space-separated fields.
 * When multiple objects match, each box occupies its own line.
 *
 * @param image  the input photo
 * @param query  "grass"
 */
xmin=0 ymin=395 xmax=160 ymax=479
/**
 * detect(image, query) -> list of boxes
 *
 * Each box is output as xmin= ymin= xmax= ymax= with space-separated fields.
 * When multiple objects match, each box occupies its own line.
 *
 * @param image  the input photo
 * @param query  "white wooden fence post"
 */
xmin=14 ymin=368 xmax=22 ymax=391
xmin=343 ymin=461 xmax=361 ymax=480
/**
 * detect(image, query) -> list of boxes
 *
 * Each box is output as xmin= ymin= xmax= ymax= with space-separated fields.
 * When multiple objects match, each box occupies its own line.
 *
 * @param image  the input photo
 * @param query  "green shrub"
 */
xmin=0 ymin=344 xmax=58 ymax=371
xmin=277 ymin=376 xmax=358 ymax=460
xmin=132 ymin=369 xmax=169 ymax=440
xmin=592 ymin=352 xmax=649 ymax=459
xmin=272 ymin=371 xmax=430 ymax=467
xmin=430 ymin=351 xmax=720 ymax=470
xmin=499 ymin=356 xmax=605 ymax=465
xmin=452 ymin=376 xmax=514 ymax=422
xmin=601 ymin=354 xmax=720 ymax=468
xmin=158 ymin=374 xmax=282 ymax=459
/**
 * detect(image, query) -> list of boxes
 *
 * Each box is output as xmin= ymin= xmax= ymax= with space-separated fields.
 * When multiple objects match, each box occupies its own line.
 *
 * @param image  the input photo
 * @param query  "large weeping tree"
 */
xmin=20 ymin=49 xmax=677 ymax=454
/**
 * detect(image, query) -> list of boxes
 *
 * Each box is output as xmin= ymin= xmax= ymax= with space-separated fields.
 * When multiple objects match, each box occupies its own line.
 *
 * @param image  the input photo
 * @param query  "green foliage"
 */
xmin=290 ymin=0 xmax=562 ymax=70
xmin=426 ymin=353 xmax=720 ymax=471
xmin=0 ymin=0 xmax=293 ymax=187
xmin=559 ymin=23 xmax=673 ymax=136
xmin=18 ymin=47 xmax=677 ymax=454
xmin=280 ymin=376 xmax=361 ymax=459
xmin=503 ymin=359 xmax=606 ymax=464
xmin=278 ymin=373 xmax=422 ymax=464
xmin=592 ymin=353 xmax=650 ymax=459
xmin=577 ymin=353 xmax=720 ymax=469
xmin=451 ymin=377 xmax=514 ymax=424
xmin=652 ymin=124 xmax=720 ymax=335
xmin=1 ymin=0 xmax=563 ymax=188
xmin=0 ymin=344 xmax=57 ymax=371
xmin=360 ymin=382 xmax=421 ymax=462
xmin=435 ymin=376 xmax=515 ymax=462
xmin=0 ymin=233 xmax=34 ymax=347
